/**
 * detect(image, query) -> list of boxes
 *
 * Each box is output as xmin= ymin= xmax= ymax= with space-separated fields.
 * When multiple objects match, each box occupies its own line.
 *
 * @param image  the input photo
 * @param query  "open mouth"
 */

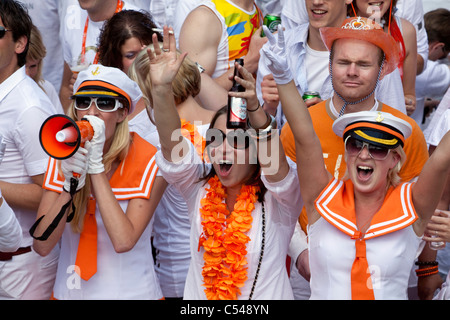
xmin=218 ymin=159 xmax=233 ymax=177
xmin=368 ymin=2 xmax=383 ymax=7
xmin=357 ymin=165 xmax=374 ymax=181
xmin=311 ymin=9 xmax=327 ymax=16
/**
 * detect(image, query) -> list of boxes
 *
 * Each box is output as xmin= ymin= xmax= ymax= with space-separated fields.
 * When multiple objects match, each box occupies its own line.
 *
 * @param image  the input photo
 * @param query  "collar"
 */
xmin=0 ymin=66 xmax=27 ymax=103
xmin=315 ymin=179 xmax=417 ymax=240
xmin=327 ymin=98 xmax=382 ymax=120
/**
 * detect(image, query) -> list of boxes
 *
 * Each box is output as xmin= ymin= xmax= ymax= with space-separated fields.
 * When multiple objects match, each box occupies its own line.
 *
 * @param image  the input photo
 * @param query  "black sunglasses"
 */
xmin=205 ymin=128 xmax=251 ymax=150
xmin=0 ymin=26 xmax=10 ymax=39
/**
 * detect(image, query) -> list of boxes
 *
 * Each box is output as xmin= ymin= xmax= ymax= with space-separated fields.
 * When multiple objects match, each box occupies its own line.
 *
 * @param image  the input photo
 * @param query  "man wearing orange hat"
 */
xmin=256 ymin=0 xmax=407 ymax=130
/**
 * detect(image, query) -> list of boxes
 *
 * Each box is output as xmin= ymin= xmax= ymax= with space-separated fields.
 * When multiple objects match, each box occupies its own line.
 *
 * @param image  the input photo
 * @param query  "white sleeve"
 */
xmin=155 ymin=138 xmax=206 ymax=203
xmin=0 ymin=192 xmax=22 ymax=252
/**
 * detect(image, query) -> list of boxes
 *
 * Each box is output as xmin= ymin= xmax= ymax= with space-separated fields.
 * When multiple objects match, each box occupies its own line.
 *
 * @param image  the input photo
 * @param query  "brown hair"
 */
xmin=97 ymin=10 xmax=163 ymax=70
xmin=424 ymin=8 xmax=450 ymax=51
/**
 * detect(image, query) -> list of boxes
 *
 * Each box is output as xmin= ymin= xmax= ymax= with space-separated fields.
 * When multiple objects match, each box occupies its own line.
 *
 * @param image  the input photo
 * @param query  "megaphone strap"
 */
xmin=29 ymin=178 xmax=78 ymax=241
xmin=29 ymin=197 xmax=75 ymax=241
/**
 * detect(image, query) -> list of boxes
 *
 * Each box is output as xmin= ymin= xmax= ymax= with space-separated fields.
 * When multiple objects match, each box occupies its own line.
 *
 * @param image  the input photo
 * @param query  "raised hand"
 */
xmin=228 ymin=62 xmax=259 ymax=111
xmin=260 ymin=25 xmax=292 ymax=84
xmin=147 ymin=26 xmax=187 ymax=88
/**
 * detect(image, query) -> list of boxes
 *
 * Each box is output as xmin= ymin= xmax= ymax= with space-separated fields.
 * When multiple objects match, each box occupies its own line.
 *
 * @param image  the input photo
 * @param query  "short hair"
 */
xmin=128 ymin=44 xmax=201 ymax=117
xmin=0 ymin=0 xmax=32 ymax=67
xmin=424 ymin=8 xmax=450 ymax=51
xmin=97 ymin=10 xmax=163 ymax=70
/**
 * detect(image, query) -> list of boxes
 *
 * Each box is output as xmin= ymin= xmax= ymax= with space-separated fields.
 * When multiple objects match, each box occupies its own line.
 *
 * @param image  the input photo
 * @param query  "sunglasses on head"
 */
xmin=205 ymin=128 xmax=251 ymax=150
xmin=0 ymin=26 xmax=10 ymax=39
xmin=74 ymin=96 xmax=124 ymax=112
xmin=344 ymin=136 xmax=391 ymax=160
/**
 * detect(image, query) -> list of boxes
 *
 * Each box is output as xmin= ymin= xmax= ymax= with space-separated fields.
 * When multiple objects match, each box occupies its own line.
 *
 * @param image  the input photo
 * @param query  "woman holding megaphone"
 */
xmin=31 ymin=65 xmax=167 ymax=300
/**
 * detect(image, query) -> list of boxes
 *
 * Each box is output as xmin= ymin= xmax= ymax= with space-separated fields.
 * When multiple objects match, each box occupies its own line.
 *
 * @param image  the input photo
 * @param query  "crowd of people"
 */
xmin=0 ymin=0 xmax=449 ymax=300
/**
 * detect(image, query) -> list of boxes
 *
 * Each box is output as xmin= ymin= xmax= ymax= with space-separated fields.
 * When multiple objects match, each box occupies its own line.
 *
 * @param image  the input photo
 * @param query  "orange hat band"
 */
xmin=76 ymin=80 xmax=132 ymax=108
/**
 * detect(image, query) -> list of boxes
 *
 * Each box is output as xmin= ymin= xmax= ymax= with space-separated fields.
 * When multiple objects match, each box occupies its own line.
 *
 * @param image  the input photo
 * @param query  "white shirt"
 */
xmin=412 ymin=60 xmax=450 ymax=128
xmin=61 ymin=1 xmax=138 ymax=66
xmin=308 ymin=218 xmax=421 ymax=300
xmin=0 ymin=67 xmax=57 ymax=247
xmin=156 ymin=140 xmax=302 ymax=299
xmin=305 ymin=43 xmax=330 ymax=94
xmin=0 ymin=196 xmax=22 ymax=253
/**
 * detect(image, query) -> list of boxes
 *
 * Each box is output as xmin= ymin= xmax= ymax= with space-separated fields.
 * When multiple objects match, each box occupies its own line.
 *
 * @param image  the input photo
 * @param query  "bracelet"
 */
xmin=247 ymin=112 xmax=277 ymax=141
xmin=247 ymin=104 xmax=260 ymax=112
xmin=415 ymin=265 xmax=439 ymax=277
xmin=195 ymin=62 xmax=205 ymax=74
xmin=415 ymin=260 xmax=438 ymax=266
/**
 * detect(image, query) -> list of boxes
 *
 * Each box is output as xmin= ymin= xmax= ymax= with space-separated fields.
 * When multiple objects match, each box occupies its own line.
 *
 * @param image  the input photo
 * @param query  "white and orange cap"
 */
xmin=72 ymin=64 xmax=142 ymax=113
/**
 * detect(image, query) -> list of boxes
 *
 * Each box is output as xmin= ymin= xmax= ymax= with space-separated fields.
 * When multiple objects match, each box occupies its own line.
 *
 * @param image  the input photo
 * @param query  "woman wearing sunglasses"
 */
xmin=31 ymin=64 xmax=167 ymax=299
xmin=263 ymin=25 xmax=450 ymax=300
xmin=149 ymin=27 xmax=301 ymax=300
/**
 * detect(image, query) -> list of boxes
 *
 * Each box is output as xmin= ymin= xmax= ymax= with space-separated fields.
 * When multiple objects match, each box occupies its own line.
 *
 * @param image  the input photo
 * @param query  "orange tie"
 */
xmin=75 ymin=198 xmax=97 ymax=281
xmin=351 ymin=236 xmax=375 ymax=300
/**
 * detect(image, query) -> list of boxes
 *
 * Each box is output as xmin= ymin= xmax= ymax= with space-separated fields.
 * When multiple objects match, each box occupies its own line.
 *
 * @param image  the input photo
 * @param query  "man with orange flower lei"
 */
xmin=150 ymin=27 xmax=302 ymax=300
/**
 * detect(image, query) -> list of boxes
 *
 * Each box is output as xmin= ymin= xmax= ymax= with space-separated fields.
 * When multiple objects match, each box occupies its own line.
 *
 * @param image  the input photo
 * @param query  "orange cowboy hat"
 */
xmin=320 ymin=16 xmax=400 ymax=76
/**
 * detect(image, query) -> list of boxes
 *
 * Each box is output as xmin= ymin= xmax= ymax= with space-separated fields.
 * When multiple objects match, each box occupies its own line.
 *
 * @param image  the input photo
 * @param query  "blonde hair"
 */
xmin=65 ymin=102 xmax=131 ymax=233
xmin=27 ymin=24 xmax=46 ymax=91
xmin=127 ymin=44 xmax=201 ymax=123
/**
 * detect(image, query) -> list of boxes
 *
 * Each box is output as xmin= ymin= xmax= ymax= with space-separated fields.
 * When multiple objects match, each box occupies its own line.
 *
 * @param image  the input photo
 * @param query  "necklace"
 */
xmin=199 ymin=175 xmax=261 ymax=300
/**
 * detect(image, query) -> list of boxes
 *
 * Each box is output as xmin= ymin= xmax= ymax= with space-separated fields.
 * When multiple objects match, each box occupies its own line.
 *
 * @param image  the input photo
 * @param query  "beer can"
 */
xmin=261 ymin=14 xmax=281 ymax=37
xmin=302 ymin=91 xmax=321 ymax=101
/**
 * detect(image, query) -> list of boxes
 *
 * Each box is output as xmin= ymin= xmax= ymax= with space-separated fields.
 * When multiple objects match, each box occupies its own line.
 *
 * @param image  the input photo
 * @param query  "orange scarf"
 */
xmin=199 ymin=176 xmax=259 ymax=300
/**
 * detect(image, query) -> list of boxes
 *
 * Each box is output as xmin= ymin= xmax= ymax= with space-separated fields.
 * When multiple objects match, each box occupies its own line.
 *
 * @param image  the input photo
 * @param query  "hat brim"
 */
xmin=320 ymin=27 xmax=400 ymax=76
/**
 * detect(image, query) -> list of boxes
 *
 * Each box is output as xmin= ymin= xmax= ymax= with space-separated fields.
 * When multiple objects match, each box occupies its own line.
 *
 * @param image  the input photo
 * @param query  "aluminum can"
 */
xmin=261 ymin=14 xmax=281 ymax=36
xmin=302 ymin=91 xmax=321 ymax=101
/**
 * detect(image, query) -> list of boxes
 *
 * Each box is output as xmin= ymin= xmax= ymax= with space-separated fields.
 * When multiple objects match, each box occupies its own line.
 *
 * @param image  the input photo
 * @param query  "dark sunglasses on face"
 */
xmin=0 ymin=26 xmax=10 ymax=39
xmin=74 ymin=96 xmax=124 ymax=112
xmin=344 ymin=136 xmax=391 ymax=161
xmin=205 ymin=128 xmax=251 ymax=150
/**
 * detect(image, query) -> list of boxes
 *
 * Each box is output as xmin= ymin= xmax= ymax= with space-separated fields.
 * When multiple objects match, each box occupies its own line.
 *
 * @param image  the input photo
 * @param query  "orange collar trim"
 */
xmin=315 ymin=179 xmax=417 ymax=240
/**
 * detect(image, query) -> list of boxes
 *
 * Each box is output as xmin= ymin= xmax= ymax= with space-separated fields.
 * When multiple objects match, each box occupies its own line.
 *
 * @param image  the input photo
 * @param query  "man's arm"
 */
xmin=0 ymin=174 xmax=44 ymax=211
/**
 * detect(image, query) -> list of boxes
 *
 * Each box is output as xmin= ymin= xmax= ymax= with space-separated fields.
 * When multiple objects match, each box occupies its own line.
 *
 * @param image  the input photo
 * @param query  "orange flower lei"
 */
xmin=199 ymin=175 xmax=259 ymax=300
xmin=180 ymin=119 xmax=206 ymax=161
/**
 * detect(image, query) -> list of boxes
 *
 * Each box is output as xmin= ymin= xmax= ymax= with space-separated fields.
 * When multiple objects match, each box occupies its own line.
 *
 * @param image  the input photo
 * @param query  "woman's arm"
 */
xmin=412 ymin=130 xmax=450 ymax=234
xmin=230 ymin=62 xmax=289 ymax=183
xmin=33 ymin=189 xmax=73 ymax=256
xmin=401 ymin=18 xmax=418 ymax=116
xmin=260 ymin=26 xmax=331 ymax=217
xmin=90 ymin=174 xmax=167 ymax=253
xmin=149 ymin=27 xmax=190 ymax=162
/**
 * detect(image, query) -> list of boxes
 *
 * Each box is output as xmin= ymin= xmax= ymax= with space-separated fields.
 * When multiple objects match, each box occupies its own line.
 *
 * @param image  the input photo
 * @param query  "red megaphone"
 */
xmin=39 ymin=114 xmax=94 ymax=160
